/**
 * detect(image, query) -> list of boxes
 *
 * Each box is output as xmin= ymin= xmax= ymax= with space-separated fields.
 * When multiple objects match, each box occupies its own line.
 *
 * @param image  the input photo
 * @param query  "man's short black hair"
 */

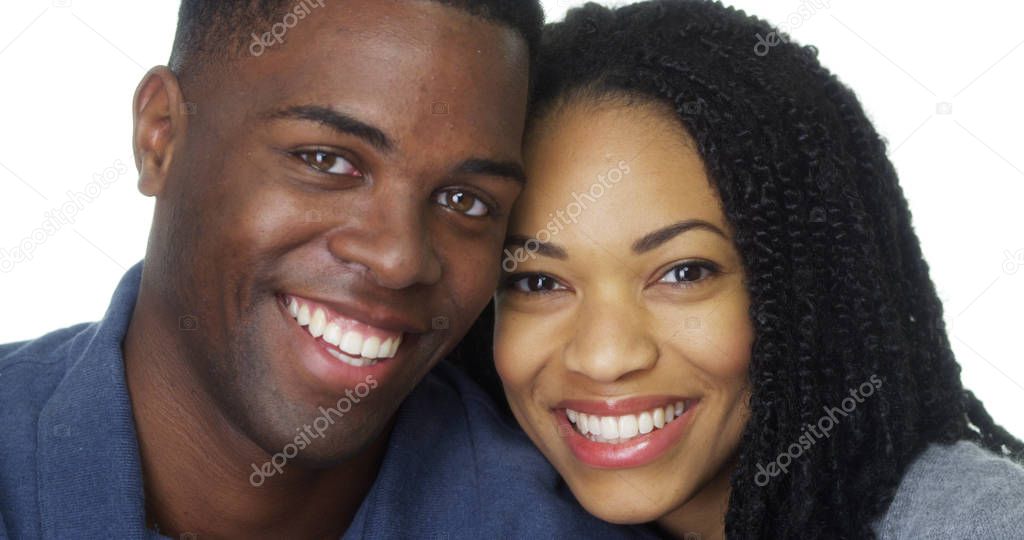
xmin=168 ymin=0 xmax=543 ymax=81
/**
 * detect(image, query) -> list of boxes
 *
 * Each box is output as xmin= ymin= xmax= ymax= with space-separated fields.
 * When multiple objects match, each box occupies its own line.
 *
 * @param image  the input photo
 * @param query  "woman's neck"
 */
xmin=655 ymin=457 xmax=736 ymax=540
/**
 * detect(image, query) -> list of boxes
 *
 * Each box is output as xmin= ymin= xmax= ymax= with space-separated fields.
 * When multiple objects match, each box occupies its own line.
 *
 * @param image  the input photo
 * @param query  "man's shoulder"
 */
xmin=874 ymin=440 xmax=1024 ymax=538
xmin=401 ymin=359 xmax=540 ymax=460
xmin=0 ymin=322 xmax=99 ymax=539
xmin=0 ymin=322 xmax=96 ymax=408
xmin=372 ymin=361 xmax=653 ymax=538
xmin=413 ymin=360 xmax=546 ymax=466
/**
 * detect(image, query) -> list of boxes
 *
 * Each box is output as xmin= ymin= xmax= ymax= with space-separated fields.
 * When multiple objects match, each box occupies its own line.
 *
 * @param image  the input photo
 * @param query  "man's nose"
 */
xmin=325 ymin=184 xmax=443 ymax=290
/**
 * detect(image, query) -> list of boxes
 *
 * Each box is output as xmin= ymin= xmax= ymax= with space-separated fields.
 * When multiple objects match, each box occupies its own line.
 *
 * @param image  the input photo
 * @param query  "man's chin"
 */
xmin=237 ymin=402 xmax=397 ymax=482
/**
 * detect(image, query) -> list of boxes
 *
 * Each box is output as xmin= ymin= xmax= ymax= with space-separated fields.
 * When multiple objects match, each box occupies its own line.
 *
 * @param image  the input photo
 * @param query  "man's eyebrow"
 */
xmin=632 ymin=219 xmax=728 ymax=254
xmin=456 ymin=158 xmax=526 ymax=185
xmin=505 ymin=235 xmax=568 ymax=260
xmin=265 ymin=105 xmax=393 ymax=153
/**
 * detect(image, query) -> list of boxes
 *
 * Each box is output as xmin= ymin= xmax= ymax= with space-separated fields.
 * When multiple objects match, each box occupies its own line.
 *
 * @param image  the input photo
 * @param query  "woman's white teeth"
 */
xmin=619 ymin=414 xmax=639 ymax=438
xmin=638 ymin=412 xmax=654 ymax=434
xmin=566 ymin=401 xmax=687 ymax=443
xmin=653 ymin=407 xmax=665 ymax=429
xmin=601 ymin=417 xmax=619 ymax=439
xmin=286 ymin=297 xmax=403 ymax=365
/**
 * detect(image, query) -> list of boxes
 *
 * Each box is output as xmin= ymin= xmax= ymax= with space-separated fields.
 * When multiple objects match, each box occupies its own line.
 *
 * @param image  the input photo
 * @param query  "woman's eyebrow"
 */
xmin=632 ymin=219 xmax=727 ymax=254
xmin=504 ymin=234 xmax=569 ymax=260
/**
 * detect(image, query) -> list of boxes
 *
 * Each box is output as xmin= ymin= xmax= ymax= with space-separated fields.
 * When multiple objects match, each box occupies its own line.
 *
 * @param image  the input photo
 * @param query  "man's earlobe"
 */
xmin=133 ymin=66 xmax=187 ymax=197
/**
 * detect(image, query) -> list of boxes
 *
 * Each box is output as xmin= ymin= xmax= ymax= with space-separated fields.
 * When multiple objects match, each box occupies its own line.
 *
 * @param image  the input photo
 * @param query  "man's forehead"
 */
xmin=243 ymin=13 xmax=523 ymax=126
xmin=300 ymin=0 xmax=523 ymax=54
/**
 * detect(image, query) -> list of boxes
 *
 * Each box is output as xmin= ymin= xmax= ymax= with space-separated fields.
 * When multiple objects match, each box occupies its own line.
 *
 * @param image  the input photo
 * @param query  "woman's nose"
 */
xmin=562 ymin=296 xmax=658 ymax=383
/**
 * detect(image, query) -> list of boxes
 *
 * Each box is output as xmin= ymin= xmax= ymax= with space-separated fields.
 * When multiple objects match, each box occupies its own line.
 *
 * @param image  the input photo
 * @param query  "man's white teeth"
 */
xmin=325 ymin=347 xmax=376 ymax=367
xmin=309 ymin=308 xmax=326 ymax=338
xmin=567 ymin=401 xmax=687 ymax=443
xmin=340 ymin=331 xmax=363 ymax=356
xmin=285 ymin=296 xmax=403 ymax=365
xmin=361 ymin=336 xmax=381 ymax=358
xmin=323 ymin=322 xmax=342 ymax=345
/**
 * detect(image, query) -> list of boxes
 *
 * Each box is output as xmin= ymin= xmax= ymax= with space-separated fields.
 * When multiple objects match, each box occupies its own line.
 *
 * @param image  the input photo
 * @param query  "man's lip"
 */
xmin=277 ymin=292 xmax=429 ymax=334
xmin=554 ymin=395 xmax=692 ymax=416
xmin=278 ymin=298 xmax=407 ymax=393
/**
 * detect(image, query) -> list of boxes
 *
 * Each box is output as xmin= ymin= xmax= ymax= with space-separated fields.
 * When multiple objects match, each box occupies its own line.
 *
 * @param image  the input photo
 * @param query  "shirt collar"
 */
xmin=36 ymin=262 xmax=151 ymax=538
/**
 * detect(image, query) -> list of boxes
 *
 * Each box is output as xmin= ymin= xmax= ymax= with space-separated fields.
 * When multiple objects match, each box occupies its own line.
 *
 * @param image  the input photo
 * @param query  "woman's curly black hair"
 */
xmin=452 ymin=0 xmax=1023 ymax=537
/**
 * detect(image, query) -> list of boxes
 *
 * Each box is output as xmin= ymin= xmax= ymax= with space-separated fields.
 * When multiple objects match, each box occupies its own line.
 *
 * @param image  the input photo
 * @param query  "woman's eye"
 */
xmin=435 ymin=189 xmax=490 ymax=217
xmin=295 ymin=150 xmax=362 ymax=176
xmin=506 ymin=273 xmax=566 ymax=294
xmin=658 ymin=262 xmax=718 ymax=285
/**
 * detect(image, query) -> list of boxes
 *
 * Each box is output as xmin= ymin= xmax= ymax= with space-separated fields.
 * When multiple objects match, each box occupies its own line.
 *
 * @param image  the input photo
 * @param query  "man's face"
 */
xmin=152 ymin=0 xmax=529 ymax=464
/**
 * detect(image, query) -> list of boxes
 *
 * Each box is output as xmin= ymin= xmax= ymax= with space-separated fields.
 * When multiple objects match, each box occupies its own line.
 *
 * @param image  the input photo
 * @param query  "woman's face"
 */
xmin=494 ymin=100 xmax=754 ymax=525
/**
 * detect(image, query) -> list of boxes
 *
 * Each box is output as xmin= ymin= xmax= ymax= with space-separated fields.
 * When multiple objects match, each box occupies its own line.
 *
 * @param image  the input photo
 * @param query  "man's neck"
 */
xmin=123 ymin=284 xmax=389 ymax=538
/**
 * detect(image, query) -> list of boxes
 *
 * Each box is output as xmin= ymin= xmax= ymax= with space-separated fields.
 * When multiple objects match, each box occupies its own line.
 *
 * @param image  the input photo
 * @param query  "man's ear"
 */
xmin=133 ymin=66 xmax=188 ymax=198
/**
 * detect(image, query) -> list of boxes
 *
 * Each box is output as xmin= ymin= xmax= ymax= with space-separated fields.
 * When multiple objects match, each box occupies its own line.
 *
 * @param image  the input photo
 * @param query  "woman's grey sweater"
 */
xmin=872 ymin=440 xmax=1024 ymax=538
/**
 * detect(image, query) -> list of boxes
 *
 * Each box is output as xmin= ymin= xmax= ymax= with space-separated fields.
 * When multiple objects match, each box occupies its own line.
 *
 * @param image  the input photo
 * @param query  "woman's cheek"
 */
xmin=493 ymin=306 xmax=542 ymax=390
xmin=653 ymin=289 xmax=754 ymax=380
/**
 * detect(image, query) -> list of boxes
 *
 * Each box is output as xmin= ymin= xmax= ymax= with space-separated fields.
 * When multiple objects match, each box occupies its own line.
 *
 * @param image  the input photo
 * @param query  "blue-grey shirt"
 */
xmin=0 ymin=263 xmax=648 ymax=539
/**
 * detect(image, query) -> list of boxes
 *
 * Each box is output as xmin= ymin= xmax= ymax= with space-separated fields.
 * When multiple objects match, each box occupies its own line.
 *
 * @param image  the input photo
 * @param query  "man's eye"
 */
xmin=506 ymin=273 xmax=566 ymax=294
xmin=658 ymin=262 xmax=718 ymax=286
xmin=294 ymin=150 xmax=362 ymax=176
xmin=435 ymin=189 xmax=490 ymax=217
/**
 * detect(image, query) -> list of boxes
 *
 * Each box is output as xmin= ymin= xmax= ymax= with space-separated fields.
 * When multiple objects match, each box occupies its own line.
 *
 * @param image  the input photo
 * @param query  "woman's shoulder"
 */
xmin=873 ymin=440 xmax=1024 ymax=538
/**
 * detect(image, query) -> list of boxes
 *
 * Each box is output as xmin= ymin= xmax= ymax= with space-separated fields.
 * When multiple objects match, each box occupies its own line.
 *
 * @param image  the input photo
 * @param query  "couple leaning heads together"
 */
xmin=2 ymin=1 xmax=1023 ymax=539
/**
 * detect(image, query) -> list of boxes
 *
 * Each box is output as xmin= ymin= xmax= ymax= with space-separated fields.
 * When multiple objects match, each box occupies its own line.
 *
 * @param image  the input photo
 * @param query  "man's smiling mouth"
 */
xmin=283 ymin=294 xmax=404 ymax=367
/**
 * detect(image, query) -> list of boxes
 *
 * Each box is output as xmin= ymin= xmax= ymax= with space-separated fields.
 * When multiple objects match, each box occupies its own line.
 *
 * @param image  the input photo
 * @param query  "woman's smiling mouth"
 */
xmin=566 ymin=400 xmax=689 ymax=443
xmin=554 ymin=397 xmax=699 ymax=469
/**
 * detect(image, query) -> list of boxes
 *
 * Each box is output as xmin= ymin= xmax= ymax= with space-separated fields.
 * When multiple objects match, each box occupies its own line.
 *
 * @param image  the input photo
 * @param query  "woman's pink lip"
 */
xmin=555 ymin=395 xmax=690 ymax=415
xmin=556 ymin=400 xmax=698 ymax=469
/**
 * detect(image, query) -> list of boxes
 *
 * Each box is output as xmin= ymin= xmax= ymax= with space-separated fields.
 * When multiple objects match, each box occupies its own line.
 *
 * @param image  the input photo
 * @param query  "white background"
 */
xmin=1 ymin=1 xmax=1022 ymax=438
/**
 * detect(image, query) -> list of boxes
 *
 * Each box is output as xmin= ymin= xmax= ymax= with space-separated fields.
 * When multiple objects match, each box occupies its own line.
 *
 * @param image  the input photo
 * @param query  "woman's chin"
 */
xmin=563 ymin=475 xmax=677 ymax=525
